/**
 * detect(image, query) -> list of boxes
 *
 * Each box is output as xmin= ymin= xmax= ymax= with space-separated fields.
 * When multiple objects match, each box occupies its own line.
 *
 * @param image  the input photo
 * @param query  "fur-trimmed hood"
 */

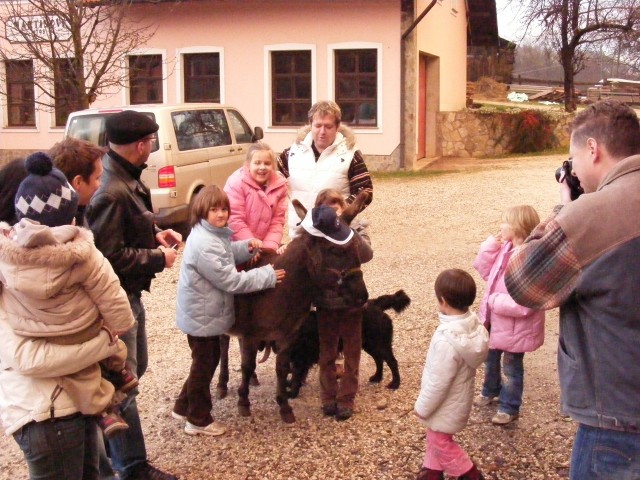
xmin=294 ymin=124 xmax=357 ymax=150
xmin=0 ymin=219 xmax=94 ymax=269
xmin=0 ymin=218 xmax=134 ymax=339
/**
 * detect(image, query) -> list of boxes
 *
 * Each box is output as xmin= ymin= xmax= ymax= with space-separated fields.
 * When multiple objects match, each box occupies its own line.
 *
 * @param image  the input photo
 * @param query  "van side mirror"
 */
xmin=252 ymin=126 xmax=264 ymax=142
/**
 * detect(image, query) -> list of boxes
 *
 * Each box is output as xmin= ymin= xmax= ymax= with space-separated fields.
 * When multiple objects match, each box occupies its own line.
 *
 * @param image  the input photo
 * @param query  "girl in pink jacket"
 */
xmin=224 ymin=142 xmax=288 ymax=253
xmin=472 ymin=205 xmax=544 ymax=426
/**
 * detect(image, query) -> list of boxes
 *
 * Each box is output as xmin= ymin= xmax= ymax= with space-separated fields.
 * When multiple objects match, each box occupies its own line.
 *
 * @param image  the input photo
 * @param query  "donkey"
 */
xmin=224 ymin=191 xmax=370 ymax=423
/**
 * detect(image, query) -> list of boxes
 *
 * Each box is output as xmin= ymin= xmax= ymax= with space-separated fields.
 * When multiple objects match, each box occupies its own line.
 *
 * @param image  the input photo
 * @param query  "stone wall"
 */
xmin=437 ymin=109 xmax=573 ymax=158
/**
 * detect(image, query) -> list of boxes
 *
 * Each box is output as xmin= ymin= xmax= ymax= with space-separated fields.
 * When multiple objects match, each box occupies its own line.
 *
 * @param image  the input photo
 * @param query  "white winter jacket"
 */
xmin=414 ymin=311 xmax=489 ymax=434
xmin=286 ymin=125 xmax=357 ymax=237
xmin=0 ymin=313 xmax=121 ymax=434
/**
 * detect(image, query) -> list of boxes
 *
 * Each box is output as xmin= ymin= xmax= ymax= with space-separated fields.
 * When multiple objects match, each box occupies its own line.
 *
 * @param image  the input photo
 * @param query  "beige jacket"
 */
xmin=0 ymin=219 xmax=134 ymax=340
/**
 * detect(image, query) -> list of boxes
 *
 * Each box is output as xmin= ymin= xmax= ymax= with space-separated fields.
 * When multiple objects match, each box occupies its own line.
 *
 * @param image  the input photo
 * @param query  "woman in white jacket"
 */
xmin=414 ymin=269 xmax=489 ymax=480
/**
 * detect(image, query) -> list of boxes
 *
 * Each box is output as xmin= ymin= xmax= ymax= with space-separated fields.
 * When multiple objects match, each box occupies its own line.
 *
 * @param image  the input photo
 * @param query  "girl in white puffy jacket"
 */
xmin=414 ymin=269 xmax=489 ymax=480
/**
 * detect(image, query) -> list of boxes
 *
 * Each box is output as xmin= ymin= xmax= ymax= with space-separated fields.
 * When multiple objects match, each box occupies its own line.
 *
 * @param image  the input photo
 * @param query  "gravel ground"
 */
xmin=0 ymin=154 xmax=576 ymax=479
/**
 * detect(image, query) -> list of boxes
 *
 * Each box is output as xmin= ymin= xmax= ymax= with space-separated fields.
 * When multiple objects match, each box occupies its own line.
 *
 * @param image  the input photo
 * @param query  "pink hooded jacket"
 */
xmin=472 ymin=235 xmax=545 ymax=353
xmin=224 ymin=166 xmax=288 ymax=250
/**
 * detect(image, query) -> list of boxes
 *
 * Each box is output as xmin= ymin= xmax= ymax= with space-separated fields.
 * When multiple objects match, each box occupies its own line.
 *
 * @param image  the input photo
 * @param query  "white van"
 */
xmin=64 ymin=104 xmax=263 ymax=227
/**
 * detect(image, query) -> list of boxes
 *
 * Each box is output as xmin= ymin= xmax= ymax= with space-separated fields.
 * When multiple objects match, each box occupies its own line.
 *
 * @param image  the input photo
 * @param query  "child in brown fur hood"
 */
xmin=0 ymin=152 xmax=136 ymax=439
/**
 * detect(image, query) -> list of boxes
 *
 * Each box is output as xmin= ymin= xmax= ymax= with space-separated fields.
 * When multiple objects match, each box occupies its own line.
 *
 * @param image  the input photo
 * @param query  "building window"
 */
xmin=271 ymin=50 xmax=311 ymax=126
xmin=129 ymin=55 xmax=163 ymax=104
xmin=54 ymin=58 xmax=81 ymax=127
xmin=184 ymin=53 xmax=220 ymax=103
xmin=334 ymin=49 xmax=377 ymax=127
xmin=5 ymin=60 xmax=35 ymax=127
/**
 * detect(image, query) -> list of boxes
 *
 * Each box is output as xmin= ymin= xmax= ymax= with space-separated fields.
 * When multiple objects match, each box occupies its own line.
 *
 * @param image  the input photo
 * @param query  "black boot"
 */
xmin=416 ymin=466 xmax=444 ymax=480
xmin=457 ymin=463 xmax=485 ymax=480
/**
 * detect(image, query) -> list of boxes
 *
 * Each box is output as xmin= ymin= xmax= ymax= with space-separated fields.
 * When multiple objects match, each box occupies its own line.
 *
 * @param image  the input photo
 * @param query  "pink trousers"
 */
xmin=422 ymin=429 xmax=473 ymax=476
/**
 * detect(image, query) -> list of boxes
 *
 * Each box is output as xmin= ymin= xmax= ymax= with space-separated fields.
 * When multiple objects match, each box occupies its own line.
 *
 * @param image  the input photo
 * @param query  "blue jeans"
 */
xmin=481 ymin=349 xmax=524 ymax=416
xmin=13 ymin=414 xmax=99 ymax=480
xmin=571 ymin=424 xmax=640 ymax=479
xmin=103 ymin=293 xmax=148 ymax=479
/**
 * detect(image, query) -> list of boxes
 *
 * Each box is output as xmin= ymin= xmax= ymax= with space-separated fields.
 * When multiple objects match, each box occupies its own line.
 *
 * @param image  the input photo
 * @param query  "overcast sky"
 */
xmin=495 ymin=0 xmax=526 ymax=42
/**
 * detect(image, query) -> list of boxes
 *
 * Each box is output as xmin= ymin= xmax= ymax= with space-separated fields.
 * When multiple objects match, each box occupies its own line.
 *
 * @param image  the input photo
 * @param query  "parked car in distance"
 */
xmin=65 ymin=103 xmax=263 ymax=228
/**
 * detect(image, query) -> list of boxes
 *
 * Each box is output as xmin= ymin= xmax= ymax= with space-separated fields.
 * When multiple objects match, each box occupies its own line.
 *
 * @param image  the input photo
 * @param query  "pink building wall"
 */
xmin=0 ymin=0 xmax=469 ymax=169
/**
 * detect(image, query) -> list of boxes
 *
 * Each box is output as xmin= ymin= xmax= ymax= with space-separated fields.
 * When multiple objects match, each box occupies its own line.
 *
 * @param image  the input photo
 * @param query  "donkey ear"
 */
xmin=341 ymin=190 xmax=370 ymax=225
xmin=292 ymin=199 xmax=307 ymax=221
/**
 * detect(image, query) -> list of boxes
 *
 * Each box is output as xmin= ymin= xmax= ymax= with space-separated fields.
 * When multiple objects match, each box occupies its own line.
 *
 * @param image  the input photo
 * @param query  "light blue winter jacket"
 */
xmin=175 ymin=220 xmax=276 ymax=337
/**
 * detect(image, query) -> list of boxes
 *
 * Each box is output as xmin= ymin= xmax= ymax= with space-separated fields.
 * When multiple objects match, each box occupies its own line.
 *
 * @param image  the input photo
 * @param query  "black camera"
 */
xmin=555 ymin=160 xmax=584 ymax=200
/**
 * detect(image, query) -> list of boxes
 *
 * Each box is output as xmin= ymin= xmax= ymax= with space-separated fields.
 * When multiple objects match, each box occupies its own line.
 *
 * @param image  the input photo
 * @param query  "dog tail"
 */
xmin=369 ymin=290 xmax=411 ymax=313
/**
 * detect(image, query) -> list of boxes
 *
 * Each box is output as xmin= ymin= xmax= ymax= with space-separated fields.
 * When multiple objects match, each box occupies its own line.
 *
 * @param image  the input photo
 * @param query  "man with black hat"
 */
xmin=87 ymin=110 xmax=181 ymax=480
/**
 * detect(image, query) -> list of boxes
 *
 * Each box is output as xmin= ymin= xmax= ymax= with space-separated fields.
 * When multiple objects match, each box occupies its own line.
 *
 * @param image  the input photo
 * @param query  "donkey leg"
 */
xmin=276 ymin=350 xmax=296 ymax=423
xmin=216 ymin=334 xmax=230 ymax=399
xmin=237 ymin=341 xmax=257 ymax=417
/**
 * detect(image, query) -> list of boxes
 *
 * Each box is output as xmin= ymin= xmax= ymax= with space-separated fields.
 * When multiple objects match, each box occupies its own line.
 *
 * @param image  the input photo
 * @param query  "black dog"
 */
xmin=287 ymin=289 xmax=410 ymax=398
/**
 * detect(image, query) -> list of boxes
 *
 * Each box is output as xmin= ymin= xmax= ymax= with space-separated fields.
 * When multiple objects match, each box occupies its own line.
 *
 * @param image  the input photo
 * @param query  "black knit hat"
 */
xmin=15 ymin=152 xmax=79 ymax=227
xmin=105 ymin=110 xmax=159 ymax=145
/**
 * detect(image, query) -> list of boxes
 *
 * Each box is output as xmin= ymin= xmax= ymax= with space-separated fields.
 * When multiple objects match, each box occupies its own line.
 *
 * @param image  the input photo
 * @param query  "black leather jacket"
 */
xmin=87 ymin=151 xmax=165 ymax=294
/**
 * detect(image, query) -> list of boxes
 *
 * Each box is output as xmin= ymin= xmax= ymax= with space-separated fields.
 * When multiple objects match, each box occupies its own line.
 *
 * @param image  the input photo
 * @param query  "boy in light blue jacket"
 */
xmin=173 ymin=185 xmax=285 ymax=437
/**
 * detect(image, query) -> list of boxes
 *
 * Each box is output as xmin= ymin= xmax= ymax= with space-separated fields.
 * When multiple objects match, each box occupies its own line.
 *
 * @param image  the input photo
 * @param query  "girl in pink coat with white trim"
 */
xmin=472 ymin=205 xmax=544 ymax=426
xmin=224 ymin=142 xmax=288 ymax=253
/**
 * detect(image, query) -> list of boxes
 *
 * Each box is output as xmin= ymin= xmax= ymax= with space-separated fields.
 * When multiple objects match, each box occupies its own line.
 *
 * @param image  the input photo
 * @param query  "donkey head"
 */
xmin=292 ymin=190 xmax=370 ymax=227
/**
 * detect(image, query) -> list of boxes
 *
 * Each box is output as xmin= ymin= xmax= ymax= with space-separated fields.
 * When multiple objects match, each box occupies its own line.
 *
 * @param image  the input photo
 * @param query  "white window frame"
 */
xmin=123 ymin=48 xmax=168 ymax=105
xmin=328 ymin=42 xmax=383 ymax=133
xmin=175 ymin=46 xmax=225 ymax=104
xmin=263 ymin=43 xmax=316 ymax=133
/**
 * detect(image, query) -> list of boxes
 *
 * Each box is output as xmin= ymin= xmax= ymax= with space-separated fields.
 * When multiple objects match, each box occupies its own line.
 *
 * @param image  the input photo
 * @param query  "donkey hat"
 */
xmin=301 ymin=205 xmax=353 ymax=245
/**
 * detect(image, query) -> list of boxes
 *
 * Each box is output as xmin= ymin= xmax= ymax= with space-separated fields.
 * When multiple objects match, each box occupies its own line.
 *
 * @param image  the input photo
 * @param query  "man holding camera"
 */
xmin=505 ymin=100 xmax=640 ymax=478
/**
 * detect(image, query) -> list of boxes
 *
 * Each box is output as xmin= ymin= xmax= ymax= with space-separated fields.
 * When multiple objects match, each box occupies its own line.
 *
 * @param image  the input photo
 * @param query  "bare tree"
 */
xmin=512 ymin=0 xmax=640 ymax=111
xmin=0 ymin=0 xmax=157 ymax=123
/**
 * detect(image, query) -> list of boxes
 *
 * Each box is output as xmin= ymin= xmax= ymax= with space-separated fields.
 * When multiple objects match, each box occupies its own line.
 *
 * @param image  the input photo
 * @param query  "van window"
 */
xmin=67 ymin=112 xmax=159 ymax=152
xmin=227 ymin=109 xmax=253 ymax=143
xmin=172 ymin=109 xmax=232 ymax=151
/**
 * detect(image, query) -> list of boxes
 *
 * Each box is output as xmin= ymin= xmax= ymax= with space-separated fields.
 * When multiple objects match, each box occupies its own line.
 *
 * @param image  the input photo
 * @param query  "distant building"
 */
xmin=466 ymin=0 xmax=513 ymax=83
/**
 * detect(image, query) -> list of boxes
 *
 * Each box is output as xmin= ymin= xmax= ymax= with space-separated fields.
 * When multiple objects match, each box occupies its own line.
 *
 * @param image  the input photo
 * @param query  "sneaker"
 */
xmin=98 ymin=411 xmax=129 ymax=438
xmin=492 ymin=411 xmax=519 ymax=425
xmin=171 ymin=411 xmax=186 ymax=421
xmin=112 ymin=365 xmax=139 ymax=393
xmin=473 ymin=395 xmax=496 ymax=407
xmin=322 ymin=403 xmax=338 ymax=416
xmin=184 ymin=421 xmax=226 ymax=436
xmin=335 ymin=406 xmax=353 ymax=421
xmin=127 ymin=461 xmax=178 ymax=480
